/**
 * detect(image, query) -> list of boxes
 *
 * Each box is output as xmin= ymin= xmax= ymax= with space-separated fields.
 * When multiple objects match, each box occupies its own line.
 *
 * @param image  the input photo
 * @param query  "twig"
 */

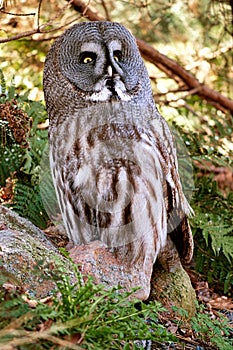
xmin=181 ymin=102 xmax=201 ymax=116
xmin=0 ymin=9 xmax=36 ymax=16
xmin=37 ymin=0 xmax=43 ymax=29
xmin=100 ymin=0 xmax=111 ymax=21
xmin=0 ymin=29 xmax=40 ymax=43
xmin=81 ymin=0 xmax=91 ymax=18
xmin=71 ymin=0 xmax=105 ymax=21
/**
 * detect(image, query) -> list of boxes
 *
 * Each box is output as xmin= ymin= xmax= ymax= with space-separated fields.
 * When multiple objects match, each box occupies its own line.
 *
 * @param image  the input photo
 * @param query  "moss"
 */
xmin=150 ymin=264 xmax=196 ymax=317
xmin=0 ymin=205 xmax=75 ymax=298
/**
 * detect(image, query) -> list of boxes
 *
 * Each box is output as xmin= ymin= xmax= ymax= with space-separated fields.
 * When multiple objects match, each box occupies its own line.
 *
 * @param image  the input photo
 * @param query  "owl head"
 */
xmin=43 ymin=21 xmax=154 ymax=118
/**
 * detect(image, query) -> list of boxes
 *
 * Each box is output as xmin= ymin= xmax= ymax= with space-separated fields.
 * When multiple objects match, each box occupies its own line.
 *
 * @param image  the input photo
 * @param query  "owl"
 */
xmin=43 ymin=21 xmax=193 ymax=272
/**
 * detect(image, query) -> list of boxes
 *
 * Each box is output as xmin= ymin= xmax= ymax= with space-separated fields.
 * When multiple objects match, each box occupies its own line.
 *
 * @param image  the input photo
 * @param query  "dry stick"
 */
xmin=37 ymin=0 xmax=43 ymax=30
xmin=100 ymin=0 xmax=111 ymax=21
xmin=0 ymin=29 xmax=40 ymax=43
xmin=0 ymin=9 xmax=36 ymax=16
xmin=71 ymin=0 xmax=233 ymax=114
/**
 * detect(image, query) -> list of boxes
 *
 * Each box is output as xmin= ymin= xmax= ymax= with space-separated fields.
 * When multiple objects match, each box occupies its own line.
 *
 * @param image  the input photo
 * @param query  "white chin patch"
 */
xmin=114 ymin=87 xmax=131 ymax=101
xmin=89 ymin=87 xmax=112 ymax=102
xmin=88 ymin=85 xmax=131 ymax=102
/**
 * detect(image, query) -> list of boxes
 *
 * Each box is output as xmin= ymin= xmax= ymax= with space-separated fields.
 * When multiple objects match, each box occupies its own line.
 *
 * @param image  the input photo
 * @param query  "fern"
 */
xmin=191 ymin=175 xmax=233 ymax=294
xmin=11 ymin=181 xmax=49 ymax=229
xmin=170 ymin=101 xmax=233 ymax=296
xmin=0 ymin=263 xmax=173 ymax=349
xmin=190 ymin=303 xmax=233 ymax=350
xmin=0 ymin=75 xmax=49 ymax=228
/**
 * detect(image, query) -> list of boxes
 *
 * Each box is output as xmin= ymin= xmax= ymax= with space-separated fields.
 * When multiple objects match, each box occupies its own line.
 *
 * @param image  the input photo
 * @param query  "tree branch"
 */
xmin=70 ymin=0 xmax=233 ymax=114
xmin=137 ymin=38 xmax=233 ymax=113
xmin=0 ymin=29 xmax=40 ymax=43
xmin=71 ymin=0 xmax=105 ymax=20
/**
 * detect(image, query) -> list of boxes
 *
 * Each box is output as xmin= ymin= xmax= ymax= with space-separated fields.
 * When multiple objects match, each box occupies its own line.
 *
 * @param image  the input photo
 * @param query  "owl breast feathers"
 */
xmin=43 ymin=21 xmax=193 ymax=271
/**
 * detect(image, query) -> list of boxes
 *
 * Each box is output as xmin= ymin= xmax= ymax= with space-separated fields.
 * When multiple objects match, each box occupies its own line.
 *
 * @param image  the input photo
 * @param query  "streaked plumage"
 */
xmin=43 ymin=21 xmax=193 ymax=271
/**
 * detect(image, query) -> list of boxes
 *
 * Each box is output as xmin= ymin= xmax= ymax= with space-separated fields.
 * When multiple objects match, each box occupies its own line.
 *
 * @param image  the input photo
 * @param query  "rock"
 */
xmin=69 ymin=241 xmax=153 ymax=300
xmin=150 ymin=262 xmax=196 ymax=317
xmin=0 ymin=205 xmax=197 ymax=315
xmin=0 ymin=205 xmax=73 ymax=298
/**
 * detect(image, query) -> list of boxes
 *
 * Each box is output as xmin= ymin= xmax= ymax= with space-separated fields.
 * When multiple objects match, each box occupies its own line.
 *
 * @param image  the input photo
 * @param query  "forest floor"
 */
xmin=43 ymin=223 xmax=233 ymax=350
xmin=0 ymin=173 xmax=232 ymax=349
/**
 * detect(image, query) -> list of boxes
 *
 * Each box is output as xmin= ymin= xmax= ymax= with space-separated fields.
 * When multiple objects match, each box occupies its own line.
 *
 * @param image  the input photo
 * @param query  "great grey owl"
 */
xmin=43 ymin=21 xmax=193 ymax=271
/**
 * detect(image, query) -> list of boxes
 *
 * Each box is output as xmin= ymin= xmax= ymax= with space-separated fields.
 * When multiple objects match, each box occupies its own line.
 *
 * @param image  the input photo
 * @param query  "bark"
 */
xmin=71 ymin=0 xmax=233 ymax=114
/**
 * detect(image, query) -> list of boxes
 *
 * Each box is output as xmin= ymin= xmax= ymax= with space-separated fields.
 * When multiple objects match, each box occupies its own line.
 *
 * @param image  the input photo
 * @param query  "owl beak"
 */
xmin=107 ymin=65 xmax=113 ymax=77
xmin=105 ymin=65 xmax=121 ymax=99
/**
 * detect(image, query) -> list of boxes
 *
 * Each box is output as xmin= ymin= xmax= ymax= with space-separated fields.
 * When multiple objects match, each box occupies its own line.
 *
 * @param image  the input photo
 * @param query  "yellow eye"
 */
xmin=83 ymin=56 xmax=93 ymax=63
xmin=113 ymin=50 xmax=122 ymax=63
xmin=79 ymin=52 xmax=97 ymax=64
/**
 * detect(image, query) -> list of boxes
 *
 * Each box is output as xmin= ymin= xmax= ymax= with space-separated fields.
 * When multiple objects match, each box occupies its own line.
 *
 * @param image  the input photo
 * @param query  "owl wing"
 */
xmin=166 ymin=180 xmax=194 ymax=264
xmin=150 ymin=111 xmax=194 ymax=266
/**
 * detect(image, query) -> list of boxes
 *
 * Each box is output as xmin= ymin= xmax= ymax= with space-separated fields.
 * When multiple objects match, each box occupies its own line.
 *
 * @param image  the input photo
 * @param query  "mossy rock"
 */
xmin=150 ymin=262 xmax=196 ymax=317
xmin=0 ymin=205 xmax=74 ymax=298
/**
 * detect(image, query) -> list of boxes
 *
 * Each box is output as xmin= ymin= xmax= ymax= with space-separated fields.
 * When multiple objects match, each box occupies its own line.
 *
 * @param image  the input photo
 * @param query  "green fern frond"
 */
xmin=10 ymin=181 xmax=49 ymax=229
xmin=191 ymin=176 xmax=233 ymax=294
xmin=0 ymin=72 xmax=50 ymax=228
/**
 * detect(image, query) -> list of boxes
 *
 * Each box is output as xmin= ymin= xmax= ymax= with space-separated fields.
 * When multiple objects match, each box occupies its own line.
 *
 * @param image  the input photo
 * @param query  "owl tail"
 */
xmin=168 ymin=214 xmax=194 ymax=265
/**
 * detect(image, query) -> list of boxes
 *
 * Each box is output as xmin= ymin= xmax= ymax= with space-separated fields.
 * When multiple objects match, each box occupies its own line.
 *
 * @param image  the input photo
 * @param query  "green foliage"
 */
xmin=12 ymin=182 xmax=49 ymax=229
xmin=0 ymin=266 xmax=232 ymax=350
xmin=52 ymin=264 xmax=173 ymax=349
xmin=188 ymin=107 xmax=233 ymax=295
xmin=0 ymin=263 xmax=174 ymax=349
xmin=0 ymin=74 xmax=49 ymax=228
xmin=172 ymin=303 xmax=233 ymax=349
xmin=191 ymin=177 xmax=233 ymax=294
xmin=170 ymin=97 xmax=233 ymax=295
xmin=190 ymin=303 xmax=233 ymax=350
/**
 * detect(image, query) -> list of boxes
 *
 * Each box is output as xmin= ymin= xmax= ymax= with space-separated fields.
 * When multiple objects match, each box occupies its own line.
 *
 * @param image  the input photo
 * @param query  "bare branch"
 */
xmin=0 ymin=9 xmax=36 ymax=16
xmin=37 ymin=0 xmax=43 ymax=29
xmin=137 ymin=38 xmax=233 ymax=113
xmin=100 ymin=0 xmax=111 ymax=21
xmin=0 ymin=29 xmax=39 ymax=43
xmin=70 ymin=0 xmax=105 ymax=20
